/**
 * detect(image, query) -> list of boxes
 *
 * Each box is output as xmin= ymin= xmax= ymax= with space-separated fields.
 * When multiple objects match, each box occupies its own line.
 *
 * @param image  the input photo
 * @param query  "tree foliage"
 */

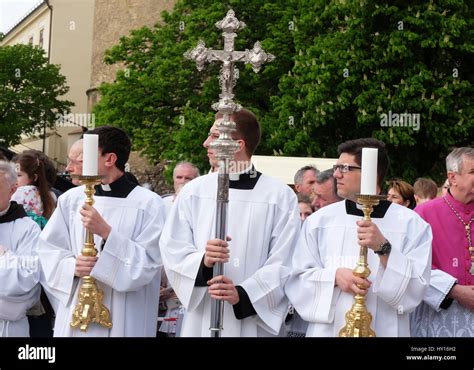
xmin=94 ymin=0 xmax=473 ymax=183
xmin=0 ymin=44 xmax=73 ymax=147
xmin=93 ymin=0 xmax=297 ymax=174
xmin=266 ymin=0 xmax=473 ymax=182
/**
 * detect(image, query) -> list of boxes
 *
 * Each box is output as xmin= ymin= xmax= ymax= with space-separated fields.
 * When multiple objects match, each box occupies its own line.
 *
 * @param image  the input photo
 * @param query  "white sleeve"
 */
xmin=159 ymin=189 xmax=207 ymax=312
xmin=0 ymin=219 xmax=41 ymax=321
xmin=372 ymin=217 xmax=432 ymax=314
xmin=91 ymin=195 xmax=165 ymax=292
xmin=237 ymin=193 xmax=300 ymax=334
xmin=38 ymin=196 xmax=78 ymax=307
xmin=285 ymin=219 xmax=341 ymax=324
xmin=0 ymin=219 xmax=41 ymax=295
xmin=423 ymin=269 xmax=457 ymax=311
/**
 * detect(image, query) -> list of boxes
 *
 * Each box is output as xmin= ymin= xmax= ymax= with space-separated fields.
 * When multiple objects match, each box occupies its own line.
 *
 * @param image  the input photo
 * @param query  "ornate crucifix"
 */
xmin=184 ymin=9 xmax=274 ymax=337
xmin=185 ymin=9 xmax=274 ymax=113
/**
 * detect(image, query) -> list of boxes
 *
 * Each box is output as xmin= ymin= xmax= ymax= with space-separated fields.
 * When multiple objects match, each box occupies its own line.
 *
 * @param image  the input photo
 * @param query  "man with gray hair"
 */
xmin=286 ymin=138 xmax=431 ymax=337
xmin=294 ymin=165 xmax=319 ymax=197
xmin=159 ymin=161 xmax=200 ymax=336
xmin=172 ymin=161 xmax=200 ymax=194
xmin=411 ymin=147 xmax=474 ymax=337
xmin=311 ymin=169 xmax=342 ymax=210
xmin=0 ymin=161 xmax=41 ymax=336
xmin=162 ymin=161 xmax=200 ymax=215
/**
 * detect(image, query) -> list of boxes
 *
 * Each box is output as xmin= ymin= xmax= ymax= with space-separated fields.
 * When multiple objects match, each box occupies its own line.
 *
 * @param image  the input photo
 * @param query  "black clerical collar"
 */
xmin=95 ymin=174 xmax=138 ymax=198
xmin=345 ymin=199 xmax=391 ymax=218
xmin=229 ymin=166 xmax=262 ymax=190
xmin=0 ymin=201 xmax=27 ymax=224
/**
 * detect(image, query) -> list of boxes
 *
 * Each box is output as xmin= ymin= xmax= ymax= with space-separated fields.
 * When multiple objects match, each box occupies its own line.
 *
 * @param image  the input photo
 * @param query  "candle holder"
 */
xmin=70 ymin=175 xmax=113 ymax=331
xmin=339 ymin=193 xmax=386 ymax=337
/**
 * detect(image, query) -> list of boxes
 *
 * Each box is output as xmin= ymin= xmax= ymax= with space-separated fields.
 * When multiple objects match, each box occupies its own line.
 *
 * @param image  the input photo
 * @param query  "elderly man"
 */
xmin=311 ymin=169 xmax=342 ymax=210
xmin=411 ymin=147 xmax=474 ymax=337
xmin=65 ymin=139 xmax=83 ymax=186
xmin=294 ymin=165 xmax=319 ymax=197
xmin=0 ymin=161 xmax=41 ymax=337
xmin=162 ymin=161 xmax=200 ymax=215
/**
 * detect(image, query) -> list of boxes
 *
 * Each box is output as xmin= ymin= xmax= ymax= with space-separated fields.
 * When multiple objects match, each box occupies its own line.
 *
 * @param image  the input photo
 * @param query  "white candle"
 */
xmin=360 ymin=148 xmax=378 ymax=195
xmin=82 ymin=134 xmax=98 ymax=176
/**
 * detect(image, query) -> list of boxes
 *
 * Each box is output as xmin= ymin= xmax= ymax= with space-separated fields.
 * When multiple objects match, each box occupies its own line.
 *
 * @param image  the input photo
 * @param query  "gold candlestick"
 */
xmin=339 ymin=194 xmax=386 ymax=337
xmin=70 ymin=176 xmax=112 ymax=331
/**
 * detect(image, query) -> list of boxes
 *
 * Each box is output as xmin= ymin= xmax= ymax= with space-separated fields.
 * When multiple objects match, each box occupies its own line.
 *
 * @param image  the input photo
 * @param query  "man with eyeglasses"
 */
xmin=286 ymin=138 xmax=432 ymax=337
xmin=39 ymin=126 xmax=165 ymax=337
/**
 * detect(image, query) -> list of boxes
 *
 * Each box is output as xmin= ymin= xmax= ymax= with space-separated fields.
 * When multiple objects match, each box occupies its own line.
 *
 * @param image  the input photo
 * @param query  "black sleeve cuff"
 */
xmin=100 ymin=239 xmax=106 ymax=251
xmin=440 ymin=283 xmax=457 ymax=310
xmin=232 ymin=286 xmax=257 ymax=320
xmin=195 ymin=256 xmax=214 ymax=286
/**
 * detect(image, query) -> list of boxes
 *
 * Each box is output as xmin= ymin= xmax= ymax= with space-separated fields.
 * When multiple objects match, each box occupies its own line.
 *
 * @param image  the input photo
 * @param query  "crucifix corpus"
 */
xmin=184 ymin=9 xmax=275 ymax=337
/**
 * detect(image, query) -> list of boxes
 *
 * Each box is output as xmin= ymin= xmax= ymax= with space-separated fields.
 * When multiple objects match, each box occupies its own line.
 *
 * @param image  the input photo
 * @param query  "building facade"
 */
xmin=1 ymin=0 xmax=175 ymax=171
xmin=1 ymin=0 xmax=95 ymax=168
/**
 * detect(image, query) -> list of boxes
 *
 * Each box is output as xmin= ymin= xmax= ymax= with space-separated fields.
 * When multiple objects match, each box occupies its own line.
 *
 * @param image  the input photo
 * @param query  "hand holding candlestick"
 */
xmin=70 ymin=135 xmax=112 ymax=331
xmin=339 ymin=148 xmax=386 ymax=337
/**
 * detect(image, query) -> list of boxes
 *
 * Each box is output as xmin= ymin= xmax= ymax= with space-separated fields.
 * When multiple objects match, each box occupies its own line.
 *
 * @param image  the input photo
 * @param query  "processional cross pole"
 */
xmin=184 ymin=9 xmax=274 ymax=337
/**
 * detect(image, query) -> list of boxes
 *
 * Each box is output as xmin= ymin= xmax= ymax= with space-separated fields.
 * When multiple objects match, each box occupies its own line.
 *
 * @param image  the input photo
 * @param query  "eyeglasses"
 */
xmin=332 ymin=164 xmax=362 ymax=173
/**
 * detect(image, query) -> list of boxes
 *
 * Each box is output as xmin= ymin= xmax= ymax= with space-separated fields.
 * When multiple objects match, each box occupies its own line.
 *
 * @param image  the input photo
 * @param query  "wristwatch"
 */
xmin=374 ymin=240 xmax=391 ymax=255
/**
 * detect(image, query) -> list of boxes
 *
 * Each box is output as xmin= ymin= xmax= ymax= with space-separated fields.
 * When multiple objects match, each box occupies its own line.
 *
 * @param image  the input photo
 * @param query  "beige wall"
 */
xmin=50 ymin=0 xmax=94 ymax=117
xmin=1 ymin=3 xmax=50 ymax=55
xmin=5 ymin=1 xmax=95 ymax=167
xmin=48 ymin=0 xmax=95 ymax=164
xmin=4 ymin=0 xmax=177 ymax=170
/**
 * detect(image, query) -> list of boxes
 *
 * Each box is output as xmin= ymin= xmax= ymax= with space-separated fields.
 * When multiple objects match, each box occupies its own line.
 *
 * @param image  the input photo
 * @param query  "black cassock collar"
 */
xmin=229 ymin=166 xmax=262 ymax=190
xmin=0 ymin=201 xmax=27 ymax=224
xmin=345 ymin=199 xmax=391 ymax=218
xmin=95 ymin=174 xmax=138 ymax=198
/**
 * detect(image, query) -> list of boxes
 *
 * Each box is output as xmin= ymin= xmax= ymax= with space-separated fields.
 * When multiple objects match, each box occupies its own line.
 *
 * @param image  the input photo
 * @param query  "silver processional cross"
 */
xmin=185 ymin=9 xmax=275 ymax=160
xmin=184 ymin=9 xmax=274 ymax=337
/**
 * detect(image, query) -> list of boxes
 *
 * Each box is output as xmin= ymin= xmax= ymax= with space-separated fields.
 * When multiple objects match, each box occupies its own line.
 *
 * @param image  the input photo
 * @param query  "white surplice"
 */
xmin=159 ymin=171 xmax=300 ymax=337
xmin=38 ymin=185 xmax=165 ymax=337
xmin=0 ymin=214 xmax=41 ymax=337
xmin=285 ymin=200 xmax=432 ymax=337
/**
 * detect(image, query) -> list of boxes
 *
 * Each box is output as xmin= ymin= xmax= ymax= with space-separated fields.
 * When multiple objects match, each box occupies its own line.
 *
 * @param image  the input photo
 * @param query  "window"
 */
xmin=39 ymin=29 xmax=44 ymax=48
xmin=28 ymin=36 xmax=33 ymax=45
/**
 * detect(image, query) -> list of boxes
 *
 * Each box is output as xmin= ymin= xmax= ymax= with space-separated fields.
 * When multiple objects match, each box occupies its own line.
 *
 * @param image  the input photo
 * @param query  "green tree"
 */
xmin=0 ymin=44 xmax=73 ymax=147
xmin=94 ymin=0 xmax=297 ymax=174
xmin=267 ymin=0 xmax=473 ymax=183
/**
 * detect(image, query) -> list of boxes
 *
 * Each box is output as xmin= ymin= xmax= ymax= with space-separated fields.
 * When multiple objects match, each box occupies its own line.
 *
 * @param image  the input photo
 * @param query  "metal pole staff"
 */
xmin=185 ymin=9 xmax=274 ymax=337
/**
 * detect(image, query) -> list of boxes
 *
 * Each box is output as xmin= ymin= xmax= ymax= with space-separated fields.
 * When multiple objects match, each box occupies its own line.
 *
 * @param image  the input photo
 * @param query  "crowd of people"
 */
xmin=0 ymin=112 xmax=472 ymax=338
